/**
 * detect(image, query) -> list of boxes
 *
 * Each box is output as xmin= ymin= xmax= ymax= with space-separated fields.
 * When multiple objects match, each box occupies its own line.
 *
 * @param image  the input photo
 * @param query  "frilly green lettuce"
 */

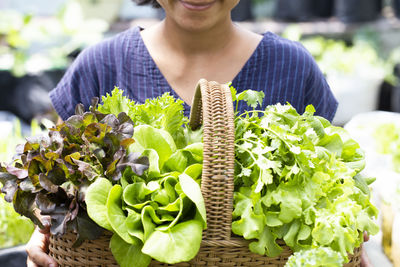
xmin=286 ymin=247 xmax=345 ymax=267
xmin=231 ymin=89 xmax=379 ymax=265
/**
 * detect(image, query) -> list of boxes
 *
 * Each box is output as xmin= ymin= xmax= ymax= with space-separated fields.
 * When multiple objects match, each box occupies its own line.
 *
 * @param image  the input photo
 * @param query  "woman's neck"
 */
xmin=156 ymin=17 xmax=238 ymax=56
xmin=139 ymin=16 xmax=263 ymax=104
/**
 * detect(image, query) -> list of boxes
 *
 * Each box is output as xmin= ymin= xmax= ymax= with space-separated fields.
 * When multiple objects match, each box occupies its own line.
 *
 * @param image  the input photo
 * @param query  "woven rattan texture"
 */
xmin=48 ymin=79 xmax=362 ymax=266
xmin=49 ymin=231 xmax=118 ymax=267
xmin=344 ymin=246 xmax=362 ymax=267
xmin=195 ymin=79 xmax=235 ymax=240
xmin=150 ymin=239 xmax=292 ymax=267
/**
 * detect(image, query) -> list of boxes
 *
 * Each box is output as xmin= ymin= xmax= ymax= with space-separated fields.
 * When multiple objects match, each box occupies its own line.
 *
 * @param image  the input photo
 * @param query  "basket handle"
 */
xmin=189 ymin=79 xmax=235 ymax=241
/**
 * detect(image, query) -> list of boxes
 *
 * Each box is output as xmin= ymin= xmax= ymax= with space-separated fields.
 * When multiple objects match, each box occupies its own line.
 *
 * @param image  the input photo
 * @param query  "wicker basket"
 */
xmin=49 ymin=79 xmax=362 ymax=266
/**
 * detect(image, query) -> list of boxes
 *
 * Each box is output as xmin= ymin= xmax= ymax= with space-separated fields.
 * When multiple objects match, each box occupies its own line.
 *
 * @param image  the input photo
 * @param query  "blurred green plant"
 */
xmin=0 ymin=11 xmax=32 ymax=77
xmin=0 ymin=119 xmax=44 ymax=248
xmin=305 ymin=38 xmax=386 ymax=79
xmin=374 ymin=123 xmax=400 ymax=173
xmin=0 ymin=195 xmax=35 ymax=248
xmin=282 ymin=25 xmax=390 ymax=83
xmin=386 ymin=47 xmax=400 ymax=85
xmin=251 ymin=0 xmax=276 ymax=19
xmin=0 ymin=1 xmax=108 ymax=77
xmin=0 ymin=119 xmax=42 ymax=162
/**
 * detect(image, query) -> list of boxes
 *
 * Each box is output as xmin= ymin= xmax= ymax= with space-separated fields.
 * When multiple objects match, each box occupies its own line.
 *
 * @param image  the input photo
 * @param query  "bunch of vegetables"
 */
xmin=0 ymin=97 xmax=149 ymax=246
xmin=0 ymin=86 xmax=378 ymax=267
xmin=0 ymin=87 xmax=205 ymax=266
xmin=86 ymin=89 xmax=206 ymax=265
xmin=231 ymin=88 xmax=379 ymax=266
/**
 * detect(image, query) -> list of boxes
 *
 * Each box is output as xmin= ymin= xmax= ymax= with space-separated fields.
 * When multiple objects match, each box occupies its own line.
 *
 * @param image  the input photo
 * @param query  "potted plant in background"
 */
xmin=274 ymin=0 xmax=315 ymax=22
xmin=242 ymin=0 xmax=335 ymax=23
xmin=76 ymin=0 xmax=123 ymax=23
xmin=231 ymin=0 xmax=253 ymax=21
xmin=0 ymin=3 xmax=108 ymax=123
xmin=393 ymin=0 xmax=400 ymax=18
xmin=282 ymin=25 xmax=389 ymax=126
xmin=334 ymin=0 xmax=382 ymax=23
xmin=312 ymin=0 xmax=334 ymax=19
xmin=251 ymin=0 xmax=277 ymax=20
xmin=304 ymin=37 xmax=387 ymax=125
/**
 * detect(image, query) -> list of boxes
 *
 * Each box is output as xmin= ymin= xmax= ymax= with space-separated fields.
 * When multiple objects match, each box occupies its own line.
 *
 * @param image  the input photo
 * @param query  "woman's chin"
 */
xmin=165 ymin=14 xmax=218 ymax=33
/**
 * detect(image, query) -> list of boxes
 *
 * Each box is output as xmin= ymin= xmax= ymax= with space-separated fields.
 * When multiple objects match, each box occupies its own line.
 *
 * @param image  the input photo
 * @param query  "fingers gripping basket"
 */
xmin=49 ymin=79 xmax=362 ymax=266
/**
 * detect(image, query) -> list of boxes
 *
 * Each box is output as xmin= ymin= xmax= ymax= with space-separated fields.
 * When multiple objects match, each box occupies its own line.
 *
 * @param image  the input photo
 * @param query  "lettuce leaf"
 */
xmin=286 ymin=247 xmax=345 ymax=267
xmin=231 ymin=88 xmax=379 ymax=265
xmin=88 ymin=88 xmax=206 ymax=267
xmin=0 ymin=98 xmax=149 ymax=242
xmin=98 ymin=88 xmax=190 ymax=149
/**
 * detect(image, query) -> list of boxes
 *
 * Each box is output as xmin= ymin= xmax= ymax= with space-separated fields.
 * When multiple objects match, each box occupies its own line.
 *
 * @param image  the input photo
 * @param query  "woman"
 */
xmin=48 ymin=0 xmax=337 ymax=122
xmin=27 ymin=0 xmax=346 ymax=266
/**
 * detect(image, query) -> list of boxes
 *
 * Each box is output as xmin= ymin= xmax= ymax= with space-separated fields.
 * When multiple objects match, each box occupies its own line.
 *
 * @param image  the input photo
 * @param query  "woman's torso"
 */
xmin=49 ymin=26 xmax=337 ymax=121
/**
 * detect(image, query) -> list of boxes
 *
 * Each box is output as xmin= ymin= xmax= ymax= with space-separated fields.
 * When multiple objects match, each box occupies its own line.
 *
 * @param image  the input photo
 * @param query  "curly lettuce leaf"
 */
xmin=232 ymin=89 xmax=379 ymax=264
xmin=286 ymin=247 xmax=345 ymax=267
xmin=98 ymin=88 xmax=190 ymax=148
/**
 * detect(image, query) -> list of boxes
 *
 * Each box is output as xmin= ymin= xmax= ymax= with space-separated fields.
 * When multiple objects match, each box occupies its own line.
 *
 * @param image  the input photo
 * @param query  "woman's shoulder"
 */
xmin=80 ymin=26 xmax=141 ymax=57
xmin=256 ymin=31 xmax=319 ymax=71
xmin=67 ymin=26 xmax=144 ymax=77
xmin=260 ymin=31 xmax=313 ymax=59
xmin=261 ymin=31 xmax=304 ymax=48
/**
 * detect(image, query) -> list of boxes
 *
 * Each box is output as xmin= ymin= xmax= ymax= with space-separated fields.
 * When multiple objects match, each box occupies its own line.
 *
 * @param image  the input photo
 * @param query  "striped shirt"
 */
xmin=49 ymin=26 xmax=337 ymax=121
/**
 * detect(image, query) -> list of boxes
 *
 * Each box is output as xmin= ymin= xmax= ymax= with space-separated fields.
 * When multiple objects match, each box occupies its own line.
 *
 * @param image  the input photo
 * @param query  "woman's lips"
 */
xmin=179 ymin=0 xmax=216 ymax=11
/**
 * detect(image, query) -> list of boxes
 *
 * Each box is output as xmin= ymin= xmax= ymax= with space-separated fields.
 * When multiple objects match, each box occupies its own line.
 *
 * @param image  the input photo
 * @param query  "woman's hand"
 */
xmin=360 ymin=232 xmax=372 ymax=267
xmin=26 ymin=225 xmax=58 ymax=267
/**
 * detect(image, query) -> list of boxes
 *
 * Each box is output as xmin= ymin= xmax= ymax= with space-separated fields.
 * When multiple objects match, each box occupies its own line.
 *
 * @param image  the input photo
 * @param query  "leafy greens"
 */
xmin=0 ymin=85 xmax=379 ymax=267
xmin=285 ymin=247 xmax=345 ymax=267
xmin=85 ymin=89 xmax=206 ymax=267
xmin=230 ymin=87 xmax=379 ymax=265
xmin=0 ymin=97 xmax=148 ymax=246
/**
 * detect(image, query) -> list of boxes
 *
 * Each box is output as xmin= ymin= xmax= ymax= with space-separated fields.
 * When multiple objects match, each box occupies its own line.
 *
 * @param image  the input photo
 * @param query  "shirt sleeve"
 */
xmin=303 ymin=53 xmax=338 ymax=122
xmin=49 ymin=46 xmax=100 ymax=121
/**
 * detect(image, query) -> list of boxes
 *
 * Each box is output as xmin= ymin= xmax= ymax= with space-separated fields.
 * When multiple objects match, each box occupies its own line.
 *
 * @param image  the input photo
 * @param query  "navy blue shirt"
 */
xmin=49 ymin=27 xmax=337 ymax=121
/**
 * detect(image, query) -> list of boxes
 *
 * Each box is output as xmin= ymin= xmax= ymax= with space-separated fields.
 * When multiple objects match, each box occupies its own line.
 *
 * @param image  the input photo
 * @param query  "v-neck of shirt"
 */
xmin=133 ymin=26 xmax=268 ymax=109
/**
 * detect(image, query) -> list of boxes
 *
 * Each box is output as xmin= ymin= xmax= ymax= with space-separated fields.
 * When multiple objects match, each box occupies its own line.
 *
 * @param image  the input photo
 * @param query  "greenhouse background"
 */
xmin=1 ymin=0 xmax=400 ymax=266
